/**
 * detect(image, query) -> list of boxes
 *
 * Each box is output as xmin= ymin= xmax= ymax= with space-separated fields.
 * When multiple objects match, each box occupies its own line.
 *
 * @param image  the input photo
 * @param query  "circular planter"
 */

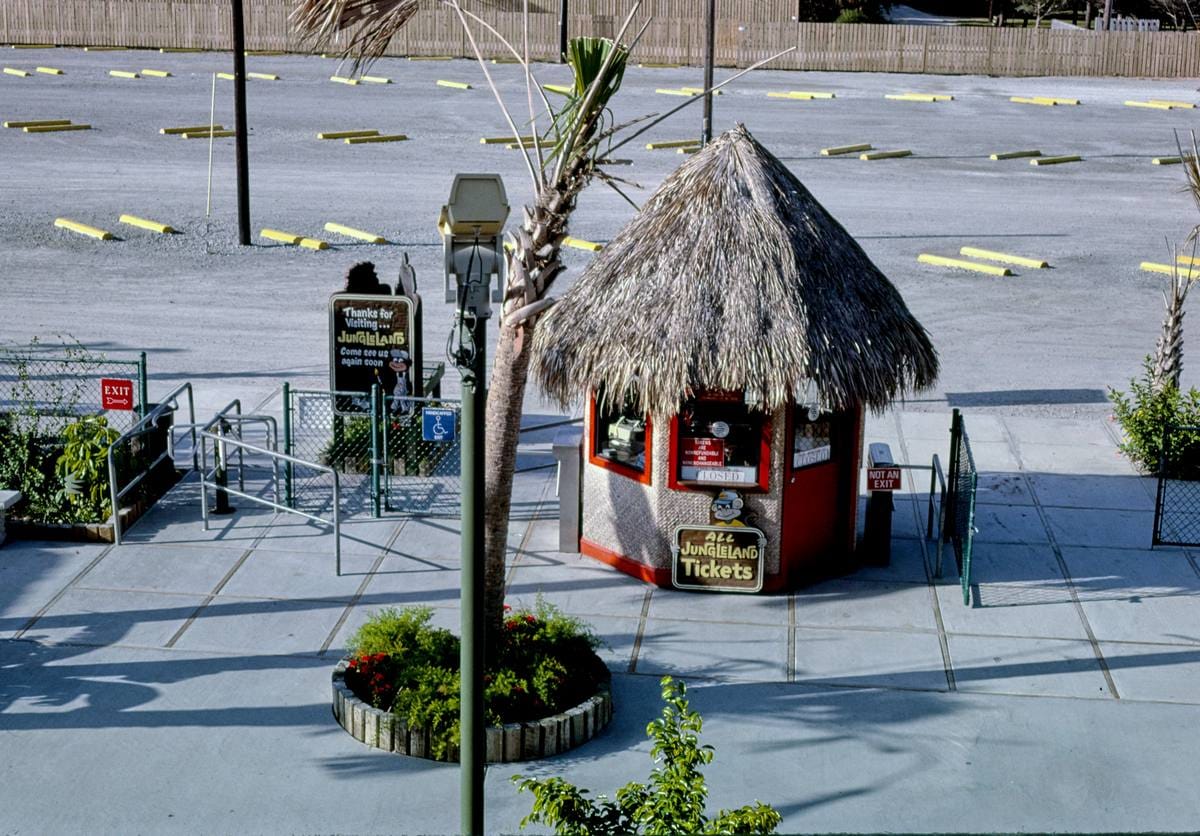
xmin=331 ymin=658 xmax=612 ymax=763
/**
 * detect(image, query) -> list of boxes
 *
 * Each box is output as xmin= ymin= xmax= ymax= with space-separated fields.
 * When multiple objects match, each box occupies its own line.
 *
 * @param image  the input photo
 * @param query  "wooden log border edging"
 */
xmin=332 ymin=658 xmax=613 ymax=762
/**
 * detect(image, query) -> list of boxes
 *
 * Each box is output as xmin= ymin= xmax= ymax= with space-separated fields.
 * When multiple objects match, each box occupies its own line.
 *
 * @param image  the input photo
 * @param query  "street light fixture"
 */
xmin=439 ymin=172 xmax=509 ymax=836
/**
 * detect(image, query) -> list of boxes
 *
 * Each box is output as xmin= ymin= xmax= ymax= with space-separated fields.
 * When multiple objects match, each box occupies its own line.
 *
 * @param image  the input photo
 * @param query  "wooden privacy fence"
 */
xmin=3 ymin=1 xmax=1199 ymax=78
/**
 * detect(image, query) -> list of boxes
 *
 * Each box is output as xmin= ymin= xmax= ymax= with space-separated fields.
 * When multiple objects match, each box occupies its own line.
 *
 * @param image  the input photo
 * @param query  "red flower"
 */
xmin=524 ymin=614 xmax=536 ymax=624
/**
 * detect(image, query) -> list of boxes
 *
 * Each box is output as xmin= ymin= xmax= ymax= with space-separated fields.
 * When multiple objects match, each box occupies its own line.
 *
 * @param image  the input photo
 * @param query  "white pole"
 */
xmin=206 ymin=72 xmax=216 ymax=217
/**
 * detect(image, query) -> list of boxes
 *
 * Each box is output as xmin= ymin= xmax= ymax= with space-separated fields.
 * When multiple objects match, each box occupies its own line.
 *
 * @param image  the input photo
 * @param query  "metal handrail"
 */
xmin=198 ymin=430 xmax=343 ymax=575
xmin=107 ymin=381 xmax=196 ymax=545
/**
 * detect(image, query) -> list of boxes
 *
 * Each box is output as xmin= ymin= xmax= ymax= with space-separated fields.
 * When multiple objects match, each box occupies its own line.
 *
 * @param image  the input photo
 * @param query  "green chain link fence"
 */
xmin=0 ymin=344 xmax=149 ymax=524
xmin=279 ymin=384 xmax=463 ymax=520
xmin=1153 ymin=424 xmax=1200 ymax=546
xmin=382 ymin=394 xmax=461 ymax=517
xmin=946 ymin=408 xmax=979 ymax=606
xmin=283 ymin=386 xmax=380 ymax=518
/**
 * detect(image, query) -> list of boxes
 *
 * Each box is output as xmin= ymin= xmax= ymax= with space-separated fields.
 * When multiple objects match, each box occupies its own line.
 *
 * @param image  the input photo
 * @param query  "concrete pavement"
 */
xmin=4 ymin=407 xmax=1200 ymax=833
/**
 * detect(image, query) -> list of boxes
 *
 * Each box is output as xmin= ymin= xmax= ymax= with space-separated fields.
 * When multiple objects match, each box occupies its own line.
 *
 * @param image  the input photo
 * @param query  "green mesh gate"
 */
xmin=945 ymin=408 xmax=979 ymax=605
xmin=382 ymin=395 xmax=461 ymax=517
xmin=1153 ymin=424 xmax=1200 ymax=546
xmin=281 ymin=386 xmax=462 ymax=519
xmin=283 ymin=386 xmax=381 ymax=518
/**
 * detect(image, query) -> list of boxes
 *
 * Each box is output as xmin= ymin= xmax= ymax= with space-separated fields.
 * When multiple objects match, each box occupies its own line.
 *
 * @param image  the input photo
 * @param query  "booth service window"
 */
xmin=792 ymin=409 xmax=832 ymax=469
xmin=676 ymin=396 xmax=765 ymax=487
xmin=593 ymin=389 xmax=648 ymax=476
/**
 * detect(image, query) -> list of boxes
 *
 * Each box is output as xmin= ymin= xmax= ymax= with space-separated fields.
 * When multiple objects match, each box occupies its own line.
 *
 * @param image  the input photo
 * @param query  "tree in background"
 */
xmin=1144 ymin=0 xmax=1197 ymax=28
xmin=1013 ymin=0 xmax=1073 ymax=25
xmin=796 ymin=0 xmax=893 ymax=22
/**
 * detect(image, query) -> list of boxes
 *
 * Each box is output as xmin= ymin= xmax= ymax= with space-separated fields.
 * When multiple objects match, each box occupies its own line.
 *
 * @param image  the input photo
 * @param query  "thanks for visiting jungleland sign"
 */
xmin=671 ymin=525 xmax=765 ymax=593
xmin=329 ymin=294 xmax=414 ymax=411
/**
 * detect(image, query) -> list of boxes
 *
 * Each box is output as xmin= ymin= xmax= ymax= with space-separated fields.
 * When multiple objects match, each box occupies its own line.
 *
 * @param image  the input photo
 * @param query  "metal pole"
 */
xmin=460 ymin=313 xmax=486 ymax=836
xmin=206 ymin=72 xmax=217 ymax=217
xmin=702 ymin=0 xmax=715 ymax=145
xmin=371 ymin=383 xmax=382 ymax=518
xmin=137 ymin=351 xmax=148 ymax=419
xmin=282 ymin=382 xmax=294 ymax=508
xmin=558 ymin=0 xmax=569 ymax=62
xmin=230 ymin=0 xmax=251 ymax=245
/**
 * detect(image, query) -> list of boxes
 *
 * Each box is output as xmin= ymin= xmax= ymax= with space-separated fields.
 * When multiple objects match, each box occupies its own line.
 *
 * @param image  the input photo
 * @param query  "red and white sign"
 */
xmin=101 ymin=378 xmax=135 ymax=411
xmin=681 ymin=437 xmax=725 ymax=468
xmin=866 ymin=467 xmax=902 ymax=492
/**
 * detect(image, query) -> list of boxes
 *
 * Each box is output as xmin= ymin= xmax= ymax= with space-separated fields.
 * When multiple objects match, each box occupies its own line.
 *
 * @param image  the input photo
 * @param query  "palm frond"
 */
xmin=289 ymin=0 xmax=418 ymax=71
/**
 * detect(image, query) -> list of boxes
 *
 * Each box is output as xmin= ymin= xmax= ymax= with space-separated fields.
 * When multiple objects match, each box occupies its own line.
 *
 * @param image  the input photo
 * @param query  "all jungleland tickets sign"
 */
xmin=671 ymin=525 xmax=765 ymax=593
xmin=329 ymin=294 xmax=415 ymax=409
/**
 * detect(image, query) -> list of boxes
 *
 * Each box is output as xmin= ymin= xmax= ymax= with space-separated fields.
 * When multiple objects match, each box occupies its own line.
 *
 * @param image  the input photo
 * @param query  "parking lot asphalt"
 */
xmin=2 ymin=48 xmax=1199 ymax=418
xmin=4 ymin=46 xmax=1200 ymax=834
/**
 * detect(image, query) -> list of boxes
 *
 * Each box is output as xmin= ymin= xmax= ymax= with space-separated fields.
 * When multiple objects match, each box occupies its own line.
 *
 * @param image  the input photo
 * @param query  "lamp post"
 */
xmin=559 ymin=0 xmax=569 ymax=62
xmin=230 ymin=0 xmax=250 ymax=245
xmin=702 ymin=0 xmax=715 ymax=145
xmin=439 ymin=173 xmax=509 ymax=836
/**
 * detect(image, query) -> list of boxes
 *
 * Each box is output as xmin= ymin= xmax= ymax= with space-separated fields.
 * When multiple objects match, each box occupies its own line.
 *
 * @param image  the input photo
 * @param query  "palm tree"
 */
xmin=290 ymin=0 xmax=640 ymax=650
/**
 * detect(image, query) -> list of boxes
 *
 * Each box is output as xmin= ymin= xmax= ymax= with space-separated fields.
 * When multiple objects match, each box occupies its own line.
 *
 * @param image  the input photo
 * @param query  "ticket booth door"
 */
xmin=779 ymin=404 xmax=862 ymax=584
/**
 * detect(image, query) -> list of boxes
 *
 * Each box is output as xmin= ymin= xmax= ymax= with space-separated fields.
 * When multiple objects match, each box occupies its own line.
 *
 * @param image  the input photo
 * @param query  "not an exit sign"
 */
xmin=866 ymin=467 xmax=902 ymax=492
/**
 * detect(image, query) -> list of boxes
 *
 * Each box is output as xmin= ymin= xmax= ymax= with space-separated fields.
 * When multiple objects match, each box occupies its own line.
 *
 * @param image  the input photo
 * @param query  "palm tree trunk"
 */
xmin=482 ymin=316 xmax=533 ymax=647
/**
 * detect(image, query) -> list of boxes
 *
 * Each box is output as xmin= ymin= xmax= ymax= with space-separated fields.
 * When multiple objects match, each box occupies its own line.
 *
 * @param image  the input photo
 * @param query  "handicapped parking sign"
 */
xmin=422 ymin=407 xmax=457 ymax=443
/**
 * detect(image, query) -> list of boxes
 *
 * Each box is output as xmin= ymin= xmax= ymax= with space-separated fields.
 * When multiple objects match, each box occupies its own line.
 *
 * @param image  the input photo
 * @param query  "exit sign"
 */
xmin=866 ymin=467 xmax=902 ymax=492
xmin=101 ymin=378 xmax=135 ymax=411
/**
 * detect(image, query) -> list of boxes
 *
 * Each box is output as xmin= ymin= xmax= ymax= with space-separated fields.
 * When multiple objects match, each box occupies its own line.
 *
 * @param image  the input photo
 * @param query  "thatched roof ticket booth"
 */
xmin=533 ymin=126 xmax=938 ymax=593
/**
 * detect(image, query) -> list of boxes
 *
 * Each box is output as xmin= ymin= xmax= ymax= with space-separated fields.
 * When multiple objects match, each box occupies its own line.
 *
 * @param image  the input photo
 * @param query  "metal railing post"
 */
xmin=234 ymin=401 xmax=245 ymax=493
xmin=108 ymin=444 xmax=123 ymax=546
xmin=333 ymin=469 xmax=342 ymax=576
xmin=282 ymin=382 xmax=294 ymax=508
xmin=371 ymin=383 xmax=382 ymax=518
xmin=200 ymin=431 xmax=211 ymax=531
xmin=137 ymin=351 xmax=148 ymax=419
xmin=212 ymin=419 xmax=236 ymax=515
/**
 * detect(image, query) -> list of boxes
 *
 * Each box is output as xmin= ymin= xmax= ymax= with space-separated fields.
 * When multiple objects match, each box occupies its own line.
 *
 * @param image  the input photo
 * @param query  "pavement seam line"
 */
xmin=163 ymin=547 xmax=257 ymax=648
xmin=12 ymin=542 xmax=116 ymax=639
xmin=318 ymin=518 xmax=409 ymax=656
xmin=627 ymin=587 xmax=653 ymax=674
xmin=787 ymin=593 xmax=796 ymax=683
xmin=894 ymin=410 xmax=957 ymax=691
xmin=1000 ymin=416 xmax=1121 ymax=699
xmin=162 ymin=510 xmax=284 ymax=650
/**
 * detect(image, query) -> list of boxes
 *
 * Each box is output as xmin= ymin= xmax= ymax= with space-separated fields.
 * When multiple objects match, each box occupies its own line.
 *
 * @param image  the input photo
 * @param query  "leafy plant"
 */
xmin=836 ymin=8 xmax=873 ymax=23
xmin=514 ymin=676 xmax=782 ymax=835
xmin=1109 ymin=357 xmax=1200 ymax=476
xmin=341 ymin=601 xmax=607 ymax=760
xmin=0 ymin=337 xmax=117 ymax=523
xmin=55 ymin=416 xmax=119 ymax=522
xmin=320 ymin=417 xmax=374 ymax=469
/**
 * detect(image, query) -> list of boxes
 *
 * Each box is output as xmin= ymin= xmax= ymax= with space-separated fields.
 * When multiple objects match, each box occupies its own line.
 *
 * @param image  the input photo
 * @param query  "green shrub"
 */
xmin=0 ymin=416 xmax=65 ymax=521
xmin=342 ymin=601 xmax=608 ymax=760
xmin=1109 ymin=357 xmax=1200 ymax=476
xmin=514 ymin=676 xmax=782 ymax=835
xmin=836 ymin=8 xmax=872 ymax=22
xmin=56 ymin=416 xmax=119 ymax=523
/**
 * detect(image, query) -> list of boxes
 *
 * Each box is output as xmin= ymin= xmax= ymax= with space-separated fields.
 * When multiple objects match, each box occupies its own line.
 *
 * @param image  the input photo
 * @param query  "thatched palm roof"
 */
xmin=532 ymin=124 xmax=938 ymax=416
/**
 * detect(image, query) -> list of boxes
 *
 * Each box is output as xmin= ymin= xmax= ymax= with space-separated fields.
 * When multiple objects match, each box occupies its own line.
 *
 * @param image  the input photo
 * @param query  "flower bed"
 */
xmin=330 ymin=603 xmax=612 ymax=762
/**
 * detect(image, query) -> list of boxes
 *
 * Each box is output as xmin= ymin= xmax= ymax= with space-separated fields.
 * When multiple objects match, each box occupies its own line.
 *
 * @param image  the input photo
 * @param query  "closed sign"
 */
xmin=866 ymin=467 xmax=902 ymax=491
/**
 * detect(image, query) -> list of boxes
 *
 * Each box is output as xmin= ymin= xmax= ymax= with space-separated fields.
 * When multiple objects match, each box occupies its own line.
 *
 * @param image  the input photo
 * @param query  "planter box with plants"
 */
xmin=0 ymin=412 xmax=180 ymax=543
xmin=330 ymin=603 xmax=612 ymax=763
